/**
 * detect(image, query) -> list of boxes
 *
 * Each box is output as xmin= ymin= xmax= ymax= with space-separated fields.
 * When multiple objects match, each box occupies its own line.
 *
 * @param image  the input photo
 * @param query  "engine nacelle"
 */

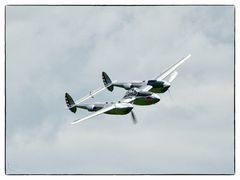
xmin=147 ymin=80 xmax=170 ymax=93
xmin=123 ymin=83 xmax=132 ymax=90
xmin=147 ymin=80 xmax=163 ymax=88
xmin=87 ymin=105 xmax=96 ymax=111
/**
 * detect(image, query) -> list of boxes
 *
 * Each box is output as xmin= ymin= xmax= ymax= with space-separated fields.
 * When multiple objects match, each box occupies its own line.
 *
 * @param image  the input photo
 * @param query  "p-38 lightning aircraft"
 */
xmin=65 ymin=54 xmax=191 ymax=124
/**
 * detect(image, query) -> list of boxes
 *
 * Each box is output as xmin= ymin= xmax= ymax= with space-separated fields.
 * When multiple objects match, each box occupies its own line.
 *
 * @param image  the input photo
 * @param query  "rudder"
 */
xmin=65 ymin=93 xmax=77 ymax=113
xmin=102 ymin=72 xmax=114 ymax=92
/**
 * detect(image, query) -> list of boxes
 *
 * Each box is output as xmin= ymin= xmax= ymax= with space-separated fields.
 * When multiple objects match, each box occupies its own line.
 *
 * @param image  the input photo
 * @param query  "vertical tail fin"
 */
xmin=65 ymin=93 xmax=77 ymax=113
xmin=102 ymin=72 xmax=114 ymax=92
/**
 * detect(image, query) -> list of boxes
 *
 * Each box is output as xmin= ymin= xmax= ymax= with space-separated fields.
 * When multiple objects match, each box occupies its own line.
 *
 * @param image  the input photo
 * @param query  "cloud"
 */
xmin=6 ymin=5 xmax=234 ymax=174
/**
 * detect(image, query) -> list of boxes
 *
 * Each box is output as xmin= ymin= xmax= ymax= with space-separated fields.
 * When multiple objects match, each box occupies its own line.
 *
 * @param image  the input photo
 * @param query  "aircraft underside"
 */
xmin=133 ymin=96 xmax=160 ymax=105
xmin=104 ymin=107 xmax=133 ymax=115
xmin=149 ymin=87 xmax=169 ymax=93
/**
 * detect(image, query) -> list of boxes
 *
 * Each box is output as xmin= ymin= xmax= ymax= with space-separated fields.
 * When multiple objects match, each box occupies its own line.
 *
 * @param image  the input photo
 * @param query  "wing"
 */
xmin=75 ymin=82 xmax=115 ymax=105
xmin=141 ymin=54 xmax=191 ymax=91
xmin=153 ymin=54 xmax=191 ymax=81
xmin=121 ymin=96 xmax=136 ymax=103
xmin=71 ymin=104 xmax=115 ymax=125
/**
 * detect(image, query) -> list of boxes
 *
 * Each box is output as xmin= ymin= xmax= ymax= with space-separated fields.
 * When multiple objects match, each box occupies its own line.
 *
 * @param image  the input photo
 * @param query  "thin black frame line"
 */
xmin=5 ymin=173 xmax=236 ymax=176
xmin=233 ymin=4 xmax=236 ymax=175
xmin=4 ymin=4 xmax=236 ymax=175
xmin=4 ymin=4 xmax=7 ymax=175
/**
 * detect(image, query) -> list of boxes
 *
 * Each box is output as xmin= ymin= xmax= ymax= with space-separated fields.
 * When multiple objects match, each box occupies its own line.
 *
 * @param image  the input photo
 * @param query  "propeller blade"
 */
xmin=131 ymin=111 xmax=137 ymax=124
xmin=168 ymin=71 xmax=178 ymax=83
xmin=168 ymin=89 xmax=173 ymax=101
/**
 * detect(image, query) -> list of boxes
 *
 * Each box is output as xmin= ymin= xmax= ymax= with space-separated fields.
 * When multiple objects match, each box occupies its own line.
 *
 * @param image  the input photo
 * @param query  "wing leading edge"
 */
xmin=71 ymin=104 xmax=115 ymax=125
xmin=141 ymin=54 xmax=191 ymax=91
xmin=74 ymin=82 xmax=116 ymax=105
xmin=153 ymin=54 xmax=191 ymax=81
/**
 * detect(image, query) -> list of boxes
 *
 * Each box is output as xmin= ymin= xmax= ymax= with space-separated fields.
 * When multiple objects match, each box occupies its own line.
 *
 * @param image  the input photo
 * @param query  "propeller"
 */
xmin=168 ymin=71 xmax=178 ymax=83
xmin=168 ymin=89 xmax=173 ymax=101
xmin=130 ymin=111 xmax=137 ymax=124
xmin=167 ymin=71 xmax=178 ymax=100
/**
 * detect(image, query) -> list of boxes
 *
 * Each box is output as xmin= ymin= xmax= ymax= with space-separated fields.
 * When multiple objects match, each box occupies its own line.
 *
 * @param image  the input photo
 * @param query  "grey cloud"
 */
xmin=6 ymin=6 xmax=234 ymax=174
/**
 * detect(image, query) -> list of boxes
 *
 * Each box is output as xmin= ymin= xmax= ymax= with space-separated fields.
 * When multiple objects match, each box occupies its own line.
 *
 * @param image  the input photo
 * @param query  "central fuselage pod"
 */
xmin=104 ymin=103 xmax=133 ymax=115
xmin=123 ymin=88 xmax=161 ymax=106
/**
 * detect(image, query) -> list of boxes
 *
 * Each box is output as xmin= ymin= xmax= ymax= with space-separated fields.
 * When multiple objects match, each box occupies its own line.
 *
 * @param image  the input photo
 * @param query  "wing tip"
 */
xmin=71 ymin=119 xmax=82 ymax=125
xmin=71 ymin=121 xmax=77 ymax=125
xmin=182 ymin=54 xmax=191 ymax=62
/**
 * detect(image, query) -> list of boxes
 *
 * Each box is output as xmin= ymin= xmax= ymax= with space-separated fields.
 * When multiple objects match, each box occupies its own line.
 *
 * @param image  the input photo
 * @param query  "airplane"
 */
xmin=65 ymin=54 xmax=191 ymax=125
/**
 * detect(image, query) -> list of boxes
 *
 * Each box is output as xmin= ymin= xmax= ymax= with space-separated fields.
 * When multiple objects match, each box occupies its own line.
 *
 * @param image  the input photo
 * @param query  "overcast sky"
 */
xmin=6 ymin=5 xmax=234 ymax=174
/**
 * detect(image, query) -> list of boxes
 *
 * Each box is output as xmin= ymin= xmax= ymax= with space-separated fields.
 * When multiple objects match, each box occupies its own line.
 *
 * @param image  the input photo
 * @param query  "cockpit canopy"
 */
xmin=124 ymin=88 xmax=138 ymax=98
xmin=123 ymin=88 xmax=152 ymax=98
xmin=138 ymin=91 xmax=153 ymax=96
